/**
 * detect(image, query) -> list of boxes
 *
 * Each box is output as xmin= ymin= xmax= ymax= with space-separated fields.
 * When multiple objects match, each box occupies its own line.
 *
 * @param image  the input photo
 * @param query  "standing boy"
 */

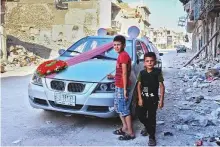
xmin=137 ymin=52 xmax=165 ymax=146
xmin=107 ymin=35 xmax=135 ymax=140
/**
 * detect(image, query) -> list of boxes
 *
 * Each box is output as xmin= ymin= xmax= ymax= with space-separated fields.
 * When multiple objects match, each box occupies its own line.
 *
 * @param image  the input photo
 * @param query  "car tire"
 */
xmin=130 ymin=85 xmax=138 ymax=119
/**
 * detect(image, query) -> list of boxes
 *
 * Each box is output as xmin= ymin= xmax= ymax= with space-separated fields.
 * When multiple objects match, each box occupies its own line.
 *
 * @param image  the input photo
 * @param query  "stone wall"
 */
xmin=5 ymin=0 xmax=100 ymax=59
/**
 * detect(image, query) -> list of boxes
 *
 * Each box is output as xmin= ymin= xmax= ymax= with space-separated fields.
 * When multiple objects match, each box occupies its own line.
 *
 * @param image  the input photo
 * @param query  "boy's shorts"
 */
xmin=114 ymin=87 xmax=131 ymax=117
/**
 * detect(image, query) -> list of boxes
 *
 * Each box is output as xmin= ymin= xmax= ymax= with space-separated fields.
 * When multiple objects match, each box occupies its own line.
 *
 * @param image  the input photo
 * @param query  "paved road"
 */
xmin=1 ymin=50 xmax=182 ymax=146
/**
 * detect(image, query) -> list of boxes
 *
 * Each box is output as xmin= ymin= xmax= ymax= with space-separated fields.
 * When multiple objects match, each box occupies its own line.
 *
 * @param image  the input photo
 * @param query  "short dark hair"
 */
xmin=113 ymin=35 xmax=126 ymax=45
xmin=144 ymin=52 xmax=157 ymax=60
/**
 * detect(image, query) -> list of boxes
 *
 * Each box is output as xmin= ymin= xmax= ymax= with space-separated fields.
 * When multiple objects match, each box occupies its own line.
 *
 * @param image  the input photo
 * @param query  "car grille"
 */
xmin=51 ymin=80 xmax=65 ymax=91
xmin=50 ymin=80 xmax=85 ymax=93
xmin=68 ymin=83 xmax=85 ymax=93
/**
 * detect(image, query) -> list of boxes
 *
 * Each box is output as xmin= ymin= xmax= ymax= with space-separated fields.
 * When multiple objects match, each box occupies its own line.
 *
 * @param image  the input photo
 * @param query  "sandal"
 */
xmin=113 ymin=128 xmax=126 ymax=135
xmin=118 ymin=134 xmax=135 ymax=140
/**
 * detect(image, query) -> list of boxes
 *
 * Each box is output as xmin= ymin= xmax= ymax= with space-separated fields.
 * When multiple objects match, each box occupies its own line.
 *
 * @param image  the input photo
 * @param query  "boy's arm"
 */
xmin=158 ymin=71 xmax=165 ymax=108
xmin=122 ymin=63 xmax=128 ymax=97
xmin=159 ymin=82 xmax=165 ymax=103
xmin=137 ymin=81 xmax=142 ymax=101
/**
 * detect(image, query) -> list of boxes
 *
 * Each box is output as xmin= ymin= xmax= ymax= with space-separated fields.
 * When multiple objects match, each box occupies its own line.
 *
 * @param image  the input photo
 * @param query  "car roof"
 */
xmin=87 ymin=35 xmax=141 ymax=42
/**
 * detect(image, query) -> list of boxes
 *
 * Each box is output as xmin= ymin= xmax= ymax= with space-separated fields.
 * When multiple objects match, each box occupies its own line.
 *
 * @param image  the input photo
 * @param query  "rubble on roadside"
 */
xmin=1 ymin=45 xmax=43 ymax=72
xmin=164 ymin=54 xmax=220 ymax=146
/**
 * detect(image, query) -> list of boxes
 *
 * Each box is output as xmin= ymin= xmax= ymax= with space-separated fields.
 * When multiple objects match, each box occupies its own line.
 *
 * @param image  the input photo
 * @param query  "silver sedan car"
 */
xmin=28 ymin=35 xmax=163 ymax=118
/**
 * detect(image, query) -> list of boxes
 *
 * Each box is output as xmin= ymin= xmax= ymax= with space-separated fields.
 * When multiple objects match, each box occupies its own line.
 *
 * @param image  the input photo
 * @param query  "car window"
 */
xmin=140 ymin=42 xmax=149 ymax=53
xmin=136 ymin=41 xmax=144 ymax=60
xmin=150 ymin=43 xmax=160 ymax=60
xmin=62 ymin=37 xmax=133 ymax=59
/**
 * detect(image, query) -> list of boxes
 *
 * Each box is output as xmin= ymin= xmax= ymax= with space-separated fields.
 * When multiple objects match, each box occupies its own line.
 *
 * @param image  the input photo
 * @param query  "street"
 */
xmin=1 ymin=50 xmax=220 ymax=146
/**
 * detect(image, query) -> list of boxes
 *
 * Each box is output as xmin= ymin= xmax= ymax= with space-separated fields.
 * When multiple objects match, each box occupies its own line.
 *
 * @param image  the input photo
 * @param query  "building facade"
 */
xmin=148 ymin=27 xmax=185 ymax=49
xmin=181 ymin=0 xmax=220 ymax=59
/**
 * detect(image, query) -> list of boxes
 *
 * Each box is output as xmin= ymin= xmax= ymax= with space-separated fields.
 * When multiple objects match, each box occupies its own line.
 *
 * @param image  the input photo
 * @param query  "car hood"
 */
xmin=51 ymin=57 xmax=116 ymax=82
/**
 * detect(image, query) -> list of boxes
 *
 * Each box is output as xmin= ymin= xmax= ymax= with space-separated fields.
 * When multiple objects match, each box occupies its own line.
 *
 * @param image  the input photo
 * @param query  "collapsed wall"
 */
xmin=5 ymin=0 xmax=100 ymax=59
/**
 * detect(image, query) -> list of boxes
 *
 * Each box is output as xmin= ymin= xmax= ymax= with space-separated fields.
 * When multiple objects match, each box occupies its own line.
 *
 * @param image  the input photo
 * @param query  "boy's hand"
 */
xmin=158 ymin=100 xmax=164 ymax=109
xmin=124 ymin=89 xmax=128 ymax=100
xmin=138 ymin=98 xmax=143 ymax=107
xmin=107 ymin=74 xmax=115 ymax=80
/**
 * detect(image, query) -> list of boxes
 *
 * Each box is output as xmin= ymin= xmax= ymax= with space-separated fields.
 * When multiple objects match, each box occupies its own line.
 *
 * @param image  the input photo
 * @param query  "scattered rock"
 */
xmin=198 ymin=83 xmax=210 ymax=88
xmin=206 ymin=69 xmax=220 ymax=78
xmin=175 ymin=124 xmax=189 ymax=131
xmin=195 ymin=140 xmax=203 ymax=146
xmin=163 ymin=132 xmax=173 ymax=136
xmin=157 ymin=121 xmax=165 ymax=125
xmin=211 ymin=108 xmax=220 ymax=119
xmin=12 ymin=139 xmax=22 ymax=144
xmin=214 ymin=63 xmax=220 ymax=70
xmin=185 ymin=88 xmax=192 ymax=93
xmin=0 ymin=65 xmax=5 ymax=73
xmin=46 ymin=121 xmax=52 ymax=124
xmin=195 ymin=96 xmax=204 ymax=103
xmin=209 ymin=137 xmax=216 ymax=142
xmin=4 ymin=64 xmax=14 ymax=71
xmin=205 ymin=95 xmax=220 ymax=101
xmin=2 ymin=45 xmax=43 ymax=73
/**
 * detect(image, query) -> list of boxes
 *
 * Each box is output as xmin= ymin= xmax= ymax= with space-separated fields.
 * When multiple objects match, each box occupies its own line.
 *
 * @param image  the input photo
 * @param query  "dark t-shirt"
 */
xmin=115 ymin=51 xmax=131 ymax=88
xmin=137 ymin=68 xmax=164 ymax=98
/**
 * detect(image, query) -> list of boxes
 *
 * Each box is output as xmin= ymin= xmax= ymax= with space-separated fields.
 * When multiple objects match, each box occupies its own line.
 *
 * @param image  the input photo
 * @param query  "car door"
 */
xmin=134 ymin=41 xmax=145 ymax=76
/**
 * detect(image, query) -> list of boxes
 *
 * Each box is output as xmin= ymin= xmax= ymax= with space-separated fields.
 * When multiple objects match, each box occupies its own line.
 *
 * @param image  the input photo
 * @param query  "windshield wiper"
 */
xmin=93 ymin=55 xmax=116 ymax=60
xmin=66 ymin=50 xmax=82 ymax=54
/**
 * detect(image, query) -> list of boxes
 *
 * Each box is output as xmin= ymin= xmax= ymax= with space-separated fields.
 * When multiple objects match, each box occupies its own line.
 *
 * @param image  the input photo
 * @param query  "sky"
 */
xmin=123 ymin=0 xmax=186 ymax=33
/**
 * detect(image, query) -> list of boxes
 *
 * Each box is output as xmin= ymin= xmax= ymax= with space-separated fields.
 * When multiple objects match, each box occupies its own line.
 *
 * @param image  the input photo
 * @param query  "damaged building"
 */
xmin=180 ymin=0 xmax=220 ymax=65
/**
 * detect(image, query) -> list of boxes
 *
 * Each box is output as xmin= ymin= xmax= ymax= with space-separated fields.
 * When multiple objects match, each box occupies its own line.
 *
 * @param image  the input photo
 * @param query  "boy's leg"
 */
xmin=120 ymin=115 xmax=127 ymax=132
xmin=137 ymin=99 xmax=149 ymax=136
xmin=125 ymin=115 xmax=134 ymax=136
xmin=137 ymin=105 xmax=148 ymax=128
xmin=114 ymin=87 xmax=127 ymax=135
xmin=147 ymin=101 xmax=158 ymax=139
xmin=118 ymin=88 xmax=135 ymax=140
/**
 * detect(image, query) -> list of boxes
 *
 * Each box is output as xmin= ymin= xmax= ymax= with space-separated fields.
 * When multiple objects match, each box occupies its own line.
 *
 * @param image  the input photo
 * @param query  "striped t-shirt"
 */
xmin=115 ymin=51 xmax=131 ymax=88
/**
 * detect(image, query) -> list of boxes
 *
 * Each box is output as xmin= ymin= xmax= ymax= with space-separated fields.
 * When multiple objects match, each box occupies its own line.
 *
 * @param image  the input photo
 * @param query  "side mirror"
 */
xmin=159 ymin=53 xmax=164 ymax=56
xmin=58 ymin=49 xmax=65 ymax=55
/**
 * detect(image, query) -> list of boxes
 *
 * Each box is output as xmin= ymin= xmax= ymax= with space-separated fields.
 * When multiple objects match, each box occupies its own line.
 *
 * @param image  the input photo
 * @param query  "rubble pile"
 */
xmin=160 ymin=54 xmax=220 ymax=146
xmin=178 ymin=58 xmax=220 ymax=89
xmin=0 ymin=45 xmax=43 ymax=73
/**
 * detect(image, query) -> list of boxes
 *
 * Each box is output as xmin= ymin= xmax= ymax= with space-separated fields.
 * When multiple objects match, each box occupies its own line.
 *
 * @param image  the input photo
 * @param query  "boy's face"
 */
xmin=144 ymin=57 xmax=156 ymax=69
xmin=113 ymin=41 xmax=125 ymax=53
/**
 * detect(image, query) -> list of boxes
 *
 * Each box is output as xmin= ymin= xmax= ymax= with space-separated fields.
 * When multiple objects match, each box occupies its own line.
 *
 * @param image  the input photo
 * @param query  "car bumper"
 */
xmin=28 ymin=83 xmax=117 ymax=118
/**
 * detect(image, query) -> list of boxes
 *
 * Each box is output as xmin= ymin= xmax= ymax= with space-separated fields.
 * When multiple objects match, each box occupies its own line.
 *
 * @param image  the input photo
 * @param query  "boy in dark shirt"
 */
xmin=137 ymin=52 xmax=165 ymax=146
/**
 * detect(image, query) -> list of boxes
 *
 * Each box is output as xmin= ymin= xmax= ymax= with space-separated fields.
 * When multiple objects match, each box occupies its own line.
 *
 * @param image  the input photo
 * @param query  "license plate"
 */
xmin=54 ymin=93 xmax=76 ymax=106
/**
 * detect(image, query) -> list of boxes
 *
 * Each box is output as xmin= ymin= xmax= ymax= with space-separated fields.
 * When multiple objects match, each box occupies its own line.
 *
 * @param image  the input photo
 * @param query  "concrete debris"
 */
xmin=156 ymin=121 xmax=165 ymax=125
xmin=0 ymin=65 xmax=5 ymax=73
xmin=46 ymin=121 xmax=52 ymax=124
xmin=2 ymin=45 xmax=43 ymax=72
xmin=12 ymin=139 xmax=22 ymax=144
xmin=163 ymin=132 xmax=173 ymax=136
xmin=195 ymin=140 xmax=203 ymax=146
xmin=210 ymin=108 xmax=220 ymax=120
xmin=205 ymin=69 xmax=220 ymax=78
xmin=175 ymin=124 xmax=189 ymax=131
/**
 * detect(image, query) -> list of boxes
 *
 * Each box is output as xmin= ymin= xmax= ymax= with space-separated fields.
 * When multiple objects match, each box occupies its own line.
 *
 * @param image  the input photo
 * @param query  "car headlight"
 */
xmin=93 ymin=83 xmax=115 ymax=93
xmin=31 ymin=72 xmax=43 ymax=86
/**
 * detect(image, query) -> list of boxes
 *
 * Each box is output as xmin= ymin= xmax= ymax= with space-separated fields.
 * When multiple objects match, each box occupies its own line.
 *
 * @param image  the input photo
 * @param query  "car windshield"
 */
xmin=61 ymin=37 xmax=133 ymax=60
